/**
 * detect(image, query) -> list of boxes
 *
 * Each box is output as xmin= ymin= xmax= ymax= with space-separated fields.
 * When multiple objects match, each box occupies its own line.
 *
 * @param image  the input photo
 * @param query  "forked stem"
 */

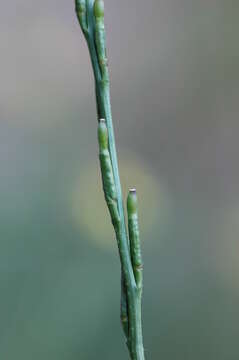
xmin=75 ymin=1 xmax=145 ymax=358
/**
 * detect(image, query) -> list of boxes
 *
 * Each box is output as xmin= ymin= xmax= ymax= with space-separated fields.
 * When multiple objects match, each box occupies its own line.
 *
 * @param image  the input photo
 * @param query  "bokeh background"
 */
xmin=1 ymin=1 xmax=239 ymax=359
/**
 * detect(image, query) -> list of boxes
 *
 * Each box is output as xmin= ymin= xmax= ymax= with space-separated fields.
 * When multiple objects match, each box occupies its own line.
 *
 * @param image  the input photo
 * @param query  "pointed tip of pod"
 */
xmin=94 ymin=0 xmax=104 ymax=19
xmin=98 ymin=118 xmax=108 ymax=149
xmin=127 ymin=188 xmax=138 ymax=215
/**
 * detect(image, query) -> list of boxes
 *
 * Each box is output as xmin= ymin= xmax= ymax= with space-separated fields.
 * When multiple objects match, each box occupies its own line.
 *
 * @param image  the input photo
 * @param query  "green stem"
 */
xmin=127 ymin=190 xmax=144 ymax=359
xmin=129 ymin=290 xmax=144 ymax=360
xmin=75 ymin=1 xmax=145 ymax=358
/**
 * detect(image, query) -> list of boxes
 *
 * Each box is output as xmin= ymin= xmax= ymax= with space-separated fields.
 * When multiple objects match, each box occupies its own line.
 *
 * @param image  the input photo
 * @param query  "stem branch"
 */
xmin=75 ymin=1 xmax=145 ymax=358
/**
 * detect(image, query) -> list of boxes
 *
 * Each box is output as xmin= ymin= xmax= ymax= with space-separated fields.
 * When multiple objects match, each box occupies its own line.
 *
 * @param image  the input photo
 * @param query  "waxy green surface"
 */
xmin=76 ymin=2 xmax=145 ymax=358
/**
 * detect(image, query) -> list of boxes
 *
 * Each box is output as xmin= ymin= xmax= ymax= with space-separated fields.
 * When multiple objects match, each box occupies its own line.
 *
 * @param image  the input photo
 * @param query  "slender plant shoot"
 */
xmin=75 ymin=1 xmax=145 ymax=359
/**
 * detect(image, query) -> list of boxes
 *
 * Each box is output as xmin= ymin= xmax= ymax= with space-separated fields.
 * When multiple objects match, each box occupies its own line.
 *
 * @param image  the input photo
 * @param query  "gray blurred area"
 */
xmin=1 ymin=0 xmax=239 ymax=359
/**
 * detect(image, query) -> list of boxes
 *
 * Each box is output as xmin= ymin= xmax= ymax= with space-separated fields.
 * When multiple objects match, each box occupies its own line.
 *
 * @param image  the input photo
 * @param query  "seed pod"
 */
xmin=98 ymin=118 xmax=108 ymax=150
xmin=127 ymin=189 xmax=143 ymax=289
xmin=98 ymin=120 xmax=119 ymax=226
xmin=94 ymin=0 xmax=104 ymax=19
xmin=120 ymin=275 xmax=129 ymax=339
xmin=75 ymin=0 xmax=88 ymax=34
xmin=94 ymin=0 xmax=108 ymax=83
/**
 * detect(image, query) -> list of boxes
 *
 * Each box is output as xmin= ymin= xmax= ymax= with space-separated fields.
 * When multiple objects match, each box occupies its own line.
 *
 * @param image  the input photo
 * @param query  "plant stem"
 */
xmin=75 ymin=1 xmax=145 ymax=358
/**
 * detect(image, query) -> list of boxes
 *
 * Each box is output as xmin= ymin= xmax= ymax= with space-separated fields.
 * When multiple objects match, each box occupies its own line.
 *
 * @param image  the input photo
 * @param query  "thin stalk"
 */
xmin=127 ymin=190 xmax=144 ymax=359
xmin=75 ymin=1 xmax=145 ymax=358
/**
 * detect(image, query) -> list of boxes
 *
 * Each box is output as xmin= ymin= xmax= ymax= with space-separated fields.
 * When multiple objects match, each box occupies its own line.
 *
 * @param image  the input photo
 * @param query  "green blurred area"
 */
xmin=1 ymin=1 xmax=239 ymax=359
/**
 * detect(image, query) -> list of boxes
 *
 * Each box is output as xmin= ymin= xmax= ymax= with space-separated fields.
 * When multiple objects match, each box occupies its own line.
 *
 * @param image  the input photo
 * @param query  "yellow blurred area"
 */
xmin=71 ymin=152 xmax=171 ymax=249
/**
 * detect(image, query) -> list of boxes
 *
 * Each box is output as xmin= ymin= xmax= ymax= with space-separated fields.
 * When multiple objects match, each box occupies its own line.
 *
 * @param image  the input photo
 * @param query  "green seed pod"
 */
xmin=75 ymin=0 xmax=88 ymax=34
xmin=98 ymin=120 xmax=119 ymax=227
xmin=99 ymin=151 xmax=117 ymax=201
xmin=94 ymin=0 xmax=104 ymax=19
xmin=98 ymin=119 xmax=108 ymax=150
xmin=94 ymin=0 xmax=108 ymax=83
xmin=127 ymin=189 xmax=138 ymax=218
xmin=120 ymin=275 xmax=129 ymax=339
xmin=127 ymin=189 xmax=143 ymax=289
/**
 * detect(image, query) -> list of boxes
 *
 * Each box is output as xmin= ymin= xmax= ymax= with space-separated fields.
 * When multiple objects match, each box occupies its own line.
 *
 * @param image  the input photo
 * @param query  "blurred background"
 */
xmin=1 ymin=0 xmax=239 ymax=359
